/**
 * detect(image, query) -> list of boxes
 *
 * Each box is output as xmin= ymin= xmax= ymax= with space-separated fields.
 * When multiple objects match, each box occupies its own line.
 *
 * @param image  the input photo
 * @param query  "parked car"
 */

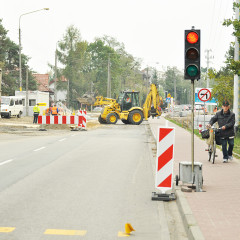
xmin=92 ymin=107 xmax=103 ymax=112
xmin=1 ymin=96 xmax=23 ymax=118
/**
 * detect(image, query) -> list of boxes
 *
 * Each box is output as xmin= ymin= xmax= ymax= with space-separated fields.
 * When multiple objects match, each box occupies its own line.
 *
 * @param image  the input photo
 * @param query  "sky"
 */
xmin=0 ymin=0 xmax=235 ymax=74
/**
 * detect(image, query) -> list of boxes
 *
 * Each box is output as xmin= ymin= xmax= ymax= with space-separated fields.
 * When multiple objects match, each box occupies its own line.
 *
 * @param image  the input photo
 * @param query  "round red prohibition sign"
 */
xmin=198 ymin=88 xmax=211 ymax=102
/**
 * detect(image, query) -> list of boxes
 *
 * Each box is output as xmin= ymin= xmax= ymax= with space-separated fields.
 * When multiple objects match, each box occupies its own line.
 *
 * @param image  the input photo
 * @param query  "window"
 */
xmin=22 ymin=99 xmax=25 ymax=106
xmin=29 ymin=99 xmax=36 ymax=106
xmin=10 ymin=99 xmax=14 ymax=106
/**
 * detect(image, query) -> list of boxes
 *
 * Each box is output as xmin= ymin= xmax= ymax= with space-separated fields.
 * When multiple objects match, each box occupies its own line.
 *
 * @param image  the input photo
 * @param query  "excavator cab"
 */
xmin=117 ymin=91 xmax=140 ymax=111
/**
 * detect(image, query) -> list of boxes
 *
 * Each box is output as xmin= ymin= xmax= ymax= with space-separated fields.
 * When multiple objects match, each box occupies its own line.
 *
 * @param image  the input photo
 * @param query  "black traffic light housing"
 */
xmin=184 ymin=28 xmax=201 ymax=80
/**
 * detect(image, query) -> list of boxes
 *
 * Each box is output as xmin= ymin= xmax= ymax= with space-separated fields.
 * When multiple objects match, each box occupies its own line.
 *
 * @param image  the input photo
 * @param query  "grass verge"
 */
xmin=166 ymin=116 xmax=240 ymax=158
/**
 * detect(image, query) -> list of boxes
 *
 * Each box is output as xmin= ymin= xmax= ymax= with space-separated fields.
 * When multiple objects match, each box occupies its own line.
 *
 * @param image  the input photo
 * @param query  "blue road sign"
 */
xmin=195 ymin=88 xmax=217 ymax=105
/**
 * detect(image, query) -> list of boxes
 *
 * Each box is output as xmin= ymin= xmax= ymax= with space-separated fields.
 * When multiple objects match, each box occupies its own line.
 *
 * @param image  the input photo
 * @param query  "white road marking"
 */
xmin=58 ymin=138 xmax=66 ymax=142
xmin=0 ymin=159 xmax=13 ymax=166
xmin=34 ymin=147 xmax=46 ymax=152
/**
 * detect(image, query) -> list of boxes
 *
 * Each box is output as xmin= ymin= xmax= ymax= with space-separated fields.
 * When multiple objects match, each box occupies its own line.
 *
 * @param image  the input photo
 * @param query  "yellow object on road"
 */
xmin=125 ymin=223 xmax=135 ymax=234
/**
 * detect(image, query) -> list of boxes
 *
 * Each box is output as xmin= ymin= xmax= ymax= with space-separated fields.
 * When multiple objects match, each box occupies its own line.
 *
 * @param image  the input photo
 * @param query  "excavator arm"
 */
xmin=93 ymin=96 xmax=116 ymax=106
xmin=142 ymin=84 xmax=163 ymax=120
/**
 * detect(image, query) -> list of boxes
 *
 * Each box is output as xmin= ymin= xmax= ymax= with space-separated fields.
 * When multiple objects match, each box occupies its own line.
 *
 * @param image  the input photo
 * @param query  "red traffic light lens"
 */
xmin=186 ymin=48 xmax=199 ymax=60
xmin=187 ymin=32 xmax=199 ymax=44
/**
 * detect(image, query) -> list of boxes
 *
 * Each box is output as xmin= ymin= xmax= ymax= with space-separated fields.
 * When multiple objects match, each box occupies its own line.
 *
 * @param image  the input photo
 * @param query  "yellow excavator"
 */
xmin=93 ymin=96 xmax=117 ymax=106
xmin=95 ymin=84 xmax=163 ymax=125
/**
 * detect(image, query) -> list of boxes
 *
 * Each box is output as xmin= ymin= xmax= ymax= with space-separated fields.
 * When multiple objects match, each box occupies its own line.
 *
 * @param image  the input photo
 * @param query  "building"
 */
xmin=49 ymin=76 xmax=68 ymax=104
xmin=15 ymin=91 xmax=49 ymax=116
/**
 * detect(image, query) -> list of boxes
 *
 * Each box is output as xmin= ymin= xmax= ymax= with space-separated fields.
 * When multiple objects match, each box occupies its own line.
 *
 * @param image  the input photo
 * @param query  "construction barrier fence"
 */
xmin=38 ymin=111 xmax=87 ymax=129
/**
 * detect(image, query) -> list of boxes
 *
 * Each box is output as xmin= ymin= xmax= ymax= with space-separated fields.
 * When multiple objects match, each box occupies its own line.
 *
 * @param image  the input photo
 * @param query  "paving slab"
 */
xmin=148 ymin=117 xmax=240 ymax=240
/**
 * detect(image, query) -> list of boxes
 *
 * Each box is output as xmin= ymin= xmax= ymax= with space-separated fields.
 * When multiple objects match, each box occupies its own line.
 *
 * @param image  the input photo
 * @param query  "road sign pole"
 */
xmin=204 ymin=101 xmax=206 ymax=130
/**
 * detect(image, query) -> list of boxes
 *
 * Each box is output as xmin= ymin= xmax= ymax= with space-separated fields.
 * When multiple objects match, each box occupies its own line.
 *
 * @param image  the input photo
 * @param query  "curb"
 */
xmin=148 ymin=119 xmax=205 ymax=240
xmin=175 ymin=187 xmax=205 ymax=240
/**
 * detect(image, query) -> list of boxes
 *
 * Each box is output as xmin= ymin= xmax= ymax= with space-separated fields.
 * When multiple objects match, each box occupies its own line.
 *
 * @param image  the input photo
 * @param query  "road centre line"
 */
xmin=0 ymin=159 xmax=13 ymax=166
xmin=0 ymin=227 xmax=15 ymax=232
xmin=44 ymin=229 xmax=87 ymax=236
xmin=58 ymin=138 xmax=66 ymax=142
xmin=33 ymin=147 xmax=46 ymax=152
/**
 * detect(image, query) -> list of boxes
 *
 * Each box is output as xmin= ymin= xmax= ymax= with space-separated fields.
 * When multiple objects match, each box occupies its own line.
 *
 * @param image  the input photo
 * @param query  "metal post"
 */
xmin=0 ymin=68 xmax=2 ymax=118
xmin=204 ymin=101 xmax=206 ymax=130
xmin=206 ymin=49 xmax=210 ymax=88
xmin=26 ymin=68 xmax=29 ymax=116
xmin=18 ymin=8 xmax=49 ymax=92
xmin=107 ymin=54 xmax=111 ymax=98
xmin=191 ymin=80 xmax=195 ymax=173
xmin=234 ymin=0 xmax=239 ymax=126
xmin=54 ymin=46 xmax=57 ymax=104
xmin=19 ymin=26 xmax=22 ymax=91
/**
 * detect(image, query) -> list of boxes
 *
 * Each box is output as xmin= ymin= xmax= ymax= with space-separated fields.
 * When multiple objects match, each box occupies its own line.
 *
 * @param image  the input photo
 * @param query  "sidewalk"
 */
xmin=148 ymin=117 xmax=240 ymax=240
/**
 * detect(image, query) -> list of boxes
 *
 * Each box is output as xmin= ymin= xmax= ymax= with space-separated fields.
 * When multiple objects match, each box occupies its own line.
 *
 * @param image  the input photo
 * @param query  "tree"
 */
xmin=57 ymin=25 xmax=83 ymax=108
xmin=223 ymin=2 xmax=240 ymax=74
xmin=0 ymin=19 xmax=37 ymax=95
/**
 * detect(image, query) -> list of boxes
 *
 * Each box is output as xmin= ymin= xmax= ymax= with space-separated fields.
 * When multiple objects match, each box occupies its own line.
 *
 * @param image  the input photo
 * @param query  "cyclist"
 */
xmin=206 ymin=100 xmax=235 ymax=163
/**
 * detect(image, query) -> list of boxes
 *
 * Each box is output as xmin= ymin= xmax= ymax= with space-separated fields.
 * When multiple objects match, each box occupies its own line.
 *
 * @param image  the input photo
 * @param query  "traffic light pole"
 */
xmin=0 ymin=68 xmax=2 ymax=119
xmin=191 ymin=80 xmax=195 ymax=174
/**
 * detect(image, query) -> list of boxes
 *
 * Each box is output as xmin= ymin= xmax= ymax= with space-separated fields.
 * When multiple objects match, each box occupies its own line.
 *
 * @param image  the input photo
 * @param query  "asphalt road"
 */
xmin=0 ymin=122 xmax=179 ymax=240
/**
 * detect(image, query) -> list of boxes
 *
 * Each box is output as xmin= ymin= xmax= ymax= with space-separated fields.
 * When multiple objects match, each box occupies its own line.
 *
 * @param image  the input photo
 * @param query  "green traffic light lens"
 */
xmin=186 ymin=65 xmax=199 ymax=77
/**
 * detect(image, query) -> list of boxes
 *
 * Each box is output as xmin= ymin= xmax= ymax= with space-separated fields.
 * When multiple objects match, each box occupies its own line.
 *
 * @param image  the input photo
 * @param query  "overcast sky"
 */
xmin=0 ymin=0 xmax=234 ymax=74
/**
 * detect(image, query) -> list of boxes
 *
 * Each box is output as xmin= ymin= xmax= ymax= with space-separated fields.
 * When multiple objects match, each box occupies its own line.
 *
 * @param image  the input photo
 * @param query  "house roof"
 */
xmin=49 ymin=76 xmax=68 ymax=86
xmin=33 ymin=73 xmax=53 ymax=92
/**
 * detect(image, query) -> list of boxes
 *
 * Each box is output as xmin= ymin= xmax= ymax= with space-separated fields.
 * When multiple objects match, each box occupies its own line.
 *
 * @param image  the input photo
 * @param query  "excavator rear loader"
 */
xmin=95 ymin=84 xmax=163 ymax=125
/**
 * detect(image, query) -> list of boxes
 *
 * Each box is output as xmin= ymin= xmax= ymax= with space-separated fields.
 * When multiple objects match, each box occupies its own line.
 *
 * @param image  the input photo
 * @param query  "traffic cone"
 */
xmin=125 ymin=223 xmax=135 ymax=235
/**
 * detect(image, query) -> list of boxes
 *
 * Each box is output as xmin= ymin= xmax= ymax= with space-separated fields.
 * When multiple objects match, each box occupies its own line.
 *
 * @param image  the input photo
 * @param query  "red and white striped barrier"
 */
xmin=38 ymin=111 xmax=87 ymax=129
xmin=199 ymin=122 xmax=202 ymax=134
xmin=156 ymin=127 xmax=175 ymax=193
xmin=77 ymin=110 xmax=87 ymax=129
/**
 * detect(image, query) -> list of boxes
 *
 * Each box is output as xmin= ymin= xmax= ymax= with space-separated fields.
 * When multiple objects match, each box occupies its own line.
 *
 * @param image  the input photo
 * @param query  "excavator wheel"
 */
xmin=106 ymin=113 xmax=118 ymax=124
xmin=128 ymin=110 xmax=144 ymax=125
xmin=98 ymin=115 xmax=107 ymax=124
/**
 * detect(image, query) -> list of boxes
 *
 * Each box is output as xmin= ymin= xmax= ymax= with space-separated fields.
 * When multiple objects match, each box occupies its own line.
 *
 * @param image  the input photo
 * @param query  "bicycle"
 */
xmin=202 ymin=127 xmax=221 ymax=164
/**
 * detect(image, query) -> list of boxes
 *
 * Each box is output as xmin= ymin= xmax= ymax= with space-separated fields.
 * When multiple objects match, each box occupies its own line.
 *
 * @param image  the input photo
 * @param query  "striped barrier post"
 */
xmin=78 ymin=110 xmax=87 ymax=130
xmin=152 ymin=126 xmax=176 ymax=201
xmin=199 ymin=122 xmax=202 ymax=134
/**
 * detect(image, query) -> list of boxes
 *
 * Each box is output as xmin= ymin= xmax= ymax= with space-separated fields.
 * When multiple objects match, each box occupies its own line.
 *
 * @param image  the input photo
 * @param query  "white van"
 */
xmin=1 ymin=96 xmax=23 ymax=118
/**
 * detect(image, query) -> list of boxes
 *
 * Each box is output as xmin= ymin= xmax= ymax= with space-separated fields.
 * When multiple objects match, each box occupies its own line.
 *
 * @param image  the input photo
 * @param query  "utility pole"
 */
xmin=0 ymin=68 xmax=2 ymax=118
xmin=205 ymin=49 xmax=213 ymax=88
xmin=54 ymin=46 xmax=58 ymax=104
xmin=234 ymin=0 xmax=239 ymax=126
xmin=174 ymin=78 xmax=177 ymax=103
xmin=107 ymin=54 xmax=111 ymax=98
xmin=26 ymin=67 xmax=29 ymax=116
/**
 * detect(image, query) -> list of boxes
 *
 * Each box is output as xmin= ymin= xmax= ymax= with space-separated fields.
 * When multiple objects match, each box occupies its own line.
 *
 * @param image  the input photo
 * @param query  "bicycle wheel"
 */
xmin=208 ymin=145 xmax=212 ymax=162
xmin=211 ymin=140 xmax=216 ymax=164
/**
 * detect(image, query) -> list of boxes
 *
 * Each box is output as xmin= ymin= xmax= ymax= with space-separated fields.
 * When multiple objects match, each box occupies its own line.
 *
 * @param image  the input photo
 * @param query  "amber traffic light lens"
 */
xmin=186 ymin=48 xmax=199 ymax=60
xmin=186 ymin=32 xmax=199 ymax=44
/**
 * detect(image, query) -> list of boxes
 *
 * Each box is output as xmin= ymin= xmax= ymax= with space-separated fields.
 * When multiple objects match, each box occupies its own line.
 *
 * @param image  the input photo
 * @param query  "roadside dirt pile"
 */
xmin=0 ymin=115 xmax=101 ymax=134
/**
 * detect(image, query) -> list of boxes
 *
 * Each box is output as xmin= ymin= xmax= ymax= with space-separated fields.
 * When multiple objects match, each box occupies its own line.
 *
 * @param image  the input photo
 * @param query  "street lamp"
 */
xmin=19 ymin=8 xmax=49 ymax=91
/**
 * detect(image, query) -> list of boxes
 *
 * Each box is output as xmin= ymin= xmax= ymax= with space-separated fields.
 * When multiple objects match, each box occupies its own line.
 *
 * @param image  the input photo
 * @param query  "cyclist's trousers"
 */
xmin=222 ymin=138 xmax=234 ymax=159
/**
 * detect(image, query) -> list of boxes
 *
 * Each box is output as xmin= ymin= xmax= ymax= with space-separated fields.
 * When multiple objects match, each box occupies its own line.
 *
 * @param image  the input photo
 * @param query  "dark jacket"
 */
xmin=209 ymin=109 xmax=235 ymax=138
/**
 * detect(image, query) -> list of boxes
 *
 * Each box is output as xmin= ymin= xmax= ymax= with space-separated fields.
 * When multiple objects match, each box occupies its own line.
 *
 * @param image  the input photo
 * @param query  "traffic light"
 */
xmin=184 ymin=29 xmax=201 ymax=80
